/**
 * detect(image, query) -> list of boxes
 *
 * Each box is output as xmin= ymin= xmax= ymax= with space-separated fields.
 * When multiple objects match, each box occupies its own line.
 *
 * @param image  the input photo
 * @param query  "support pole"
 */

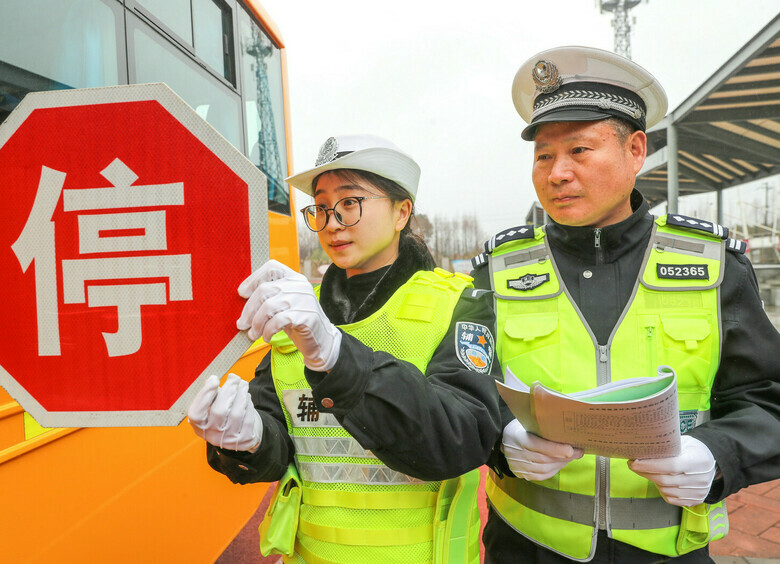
xmin=667 ymin=123 xmax=679 ymax=214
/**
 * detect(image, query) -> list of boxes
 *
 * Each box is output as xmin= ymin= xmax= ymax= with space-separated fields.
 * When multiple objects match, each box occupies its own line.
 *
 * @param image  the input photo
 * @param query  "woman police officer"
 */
xmin=188 ymin=134 xmax=502 ymax=563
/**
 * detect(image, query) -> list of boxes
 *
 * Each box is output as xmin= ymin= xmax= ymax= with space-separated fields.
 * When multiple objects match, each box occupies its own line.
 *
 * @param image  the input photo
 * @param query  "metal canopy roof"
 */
xmin=637 ymin=14 xmax=780 ymax=206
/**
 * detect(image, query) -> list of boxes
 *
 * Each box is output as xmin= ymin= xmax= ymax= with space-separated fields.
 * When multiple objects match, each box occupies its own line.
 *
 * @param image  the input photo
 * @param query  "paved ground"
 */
xmin=712 ymin=306 xmax=780 ymax=564
xmin=715 ymin=559 xmax=780 ymax=564
xmin=710 ymin=478 xmax=780 ymax=561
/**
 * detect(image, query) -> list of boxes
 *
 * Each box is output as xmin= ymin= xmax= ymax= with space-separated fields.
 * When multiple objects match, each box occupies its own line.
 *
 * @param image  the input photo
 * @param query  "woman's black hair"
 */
xmin=311 ymin=169 xmax=435 ymax=269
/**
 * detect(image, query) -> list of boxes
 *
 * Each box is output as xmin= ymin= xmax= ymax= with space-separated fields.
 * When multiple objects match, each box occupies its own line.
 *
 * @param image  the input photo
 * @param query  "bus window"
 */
xmin=133 ymin=0 xmax=194 ymax=46
xmin=130 ymin=15 xmax=243 ymax=150
xmin=0 ymin=0 xmax=123 ymax=123
xmin=0 ymin=0 xmax=294 ymax=221
xmin=194 ymin=0 xmax=236 ymax=86
xmin=238 ymin=6 xmax=290 ymax=215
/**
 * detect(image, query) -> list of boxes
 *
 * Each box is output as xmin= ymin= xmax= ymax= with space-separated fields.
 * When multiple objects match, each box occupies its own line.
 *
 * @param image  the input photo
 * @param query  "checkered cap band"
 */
xmin=532 ymin=82 xmax=647 ymax=130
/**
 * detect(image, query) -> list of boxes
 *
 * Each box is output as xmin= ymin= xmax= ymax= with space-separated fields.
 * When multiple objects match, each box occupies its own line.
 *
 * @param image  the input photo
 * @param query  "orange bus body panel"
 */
xmin=269 ymin=209 xmax=300 ymax=270
xmin=0 ymin=343 xmax=273 ymax=562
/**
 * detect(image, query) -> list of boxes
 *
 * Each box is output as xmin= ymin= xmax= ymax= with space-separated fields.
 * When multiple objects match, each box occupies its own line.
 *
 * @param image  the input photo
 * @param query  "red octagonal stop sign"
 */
xmin=0 ymin=83 xmax=268 ymax=427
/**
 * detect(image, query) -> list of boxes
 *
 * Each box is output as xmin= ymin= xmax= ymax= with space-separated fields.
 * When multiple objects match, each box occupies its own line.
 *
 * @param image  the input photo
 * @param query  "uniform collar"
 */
xmin=545 ymin=190 xmax=653 ymax=261
xmin=319 ymin=235 xmax=435 ymax=325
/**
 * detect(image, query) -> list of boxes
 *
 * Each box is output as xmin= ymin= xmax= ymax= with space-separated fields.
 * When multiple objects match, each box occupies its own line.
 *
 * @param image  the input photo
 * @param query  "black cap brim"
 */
xmin=521 ymin=108 xmax=616 ymax=140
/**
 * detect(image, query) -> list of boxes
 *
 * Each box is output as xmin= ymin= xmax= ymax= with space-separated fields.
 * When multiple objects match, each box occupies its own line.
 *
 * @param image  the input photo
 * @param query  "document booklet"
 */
xmin=497 ymin=365 xmax=681 ymax=459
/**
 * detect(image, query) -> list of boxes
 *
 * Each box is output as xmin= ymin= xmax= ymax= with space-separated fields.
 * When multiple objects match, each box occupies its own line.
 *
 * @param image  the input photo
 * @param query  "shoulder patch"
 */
xmin=725 ymin=238 xmax=746 ymax=254
xmin=484 ymin=225 xmax=535 ymax=253
xmin=666 ymin=214 xmax=728 ymax=240
xmin=455 ymin=322 xmax=494 ymax=374
xmin=471 ymin=252 xmax=489 ymax=270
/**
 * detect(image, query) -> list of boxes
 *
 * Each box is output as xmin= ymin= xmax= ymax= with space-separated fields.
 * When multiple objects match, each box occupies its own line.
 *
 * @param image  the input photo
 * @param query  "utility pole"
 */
xmin=762 ymin=182 xmax=771 ymax=226
xmin=597 ymin=0 xmax=644 ymax=59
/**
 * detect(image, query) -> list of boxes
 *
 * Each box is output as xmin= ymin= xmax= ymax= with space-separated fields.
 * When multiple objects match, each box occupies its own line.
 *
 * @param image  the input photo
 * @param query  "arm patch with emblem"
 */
xmin=455 ymin=322 xmax=494 ymax=374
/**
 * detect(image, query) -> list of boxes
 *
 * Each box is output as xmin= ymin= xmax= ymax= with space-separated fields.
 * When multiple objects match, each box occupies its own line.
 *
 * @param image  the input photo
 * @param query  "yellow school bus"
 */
xmin=0 ymin=1 xmax=295 ymax=561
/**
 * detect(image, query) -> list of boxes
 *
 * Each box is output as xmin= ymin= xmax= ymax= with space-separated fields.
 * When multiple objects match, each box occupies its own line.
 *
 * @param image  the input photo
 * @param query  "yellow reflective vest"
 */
xmin=269 ymin=269 xmax=481 ymax=564
xmin=486 ymin=217 xmax=728 ymax=560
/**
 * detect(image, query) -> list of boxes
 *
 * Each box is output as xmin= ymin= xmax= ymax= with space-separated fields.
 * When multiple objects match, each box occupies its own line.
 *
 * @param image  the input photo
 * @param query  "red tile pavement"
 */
xmin=710 ymin=478 xmax=780 ymax=559
xmin=221 ymin=472 xmax=780 ymax=562
xmin=216 ymin=485 xmax=276 ymax=564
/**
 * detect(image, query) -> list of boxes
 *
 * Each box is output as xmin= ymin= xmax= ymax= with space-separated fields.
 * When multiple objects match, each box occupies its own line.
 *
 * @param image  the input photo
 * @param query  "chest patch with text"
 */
xmin=656 ymin=264 xmax=709 ymax=280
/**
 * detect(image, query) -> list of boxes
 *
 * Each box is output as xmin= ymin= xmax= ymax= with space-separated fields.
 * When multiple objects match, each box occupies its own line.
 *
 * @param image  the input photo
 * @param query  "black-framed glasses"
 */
xmin=300 ymin=196 xmax=389 ymax=232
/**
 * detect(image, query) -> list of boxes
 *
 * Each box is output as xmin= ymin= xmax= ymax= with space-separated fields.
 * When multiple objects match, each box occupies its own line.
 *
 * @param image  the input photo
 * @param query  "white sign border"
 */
xmin=0 ymin=83 xmax=270 ymax=427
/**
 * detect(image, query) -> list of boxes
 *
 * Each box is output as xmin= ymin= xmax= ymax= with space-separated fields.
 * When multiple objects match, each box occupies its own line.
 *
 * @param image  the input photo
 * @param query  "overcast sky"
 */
xmin=260 ymin=0 xmax=780 ymax=236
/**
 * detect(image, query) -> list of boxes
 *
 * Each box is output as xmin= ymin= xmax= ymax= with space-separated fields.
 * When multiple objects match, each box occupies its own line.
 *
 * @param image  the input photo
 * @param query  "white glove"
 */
xmin=502 ymin=419 xmax=584 ymax=481
xmin=628 ymin=435 xmax=717 ymax=506
xmin=187 ymin=373 xmax=263 ymax=452
xmin=236 ymin=259 xmax=342 ymax=372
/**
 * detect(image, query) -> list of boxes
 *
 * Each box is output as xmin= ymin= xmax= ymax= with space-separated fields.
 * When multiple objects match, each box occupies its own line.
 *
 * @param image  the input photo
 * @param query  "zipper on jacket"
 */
xmin=594 ymin=228 xmax=604 ymax=265
xmin=597 ymin=456 xmax=608 ymax=529
xmin=597 ymin=344 xmax=609 ymax=386
xmin=646 ymin=326 xmax=657 ymax=375
xmin=596 ymin=343 xmax=609 ymax=530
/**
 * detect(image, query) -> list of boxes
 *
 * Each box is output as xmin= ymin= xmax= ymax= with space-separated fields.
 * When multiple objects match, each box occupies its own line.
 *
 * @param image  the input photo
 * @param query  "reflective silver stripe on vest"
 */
xmin=492 ymin=473 xmax=681 ymax=530
xmin=708 ymin=503 xmax=729 ymax=540
xmin=654 ymin=234 xmax=721 ymax=261
xmin=680 ymin=409 xmax=710 ymax=433
xmin=298 ymin=461 xmax=427 ymax=485
xmin=503 ymin=246 xmax=549 ymax=266
xmin=292 ymin=436 xmax=376 ymax=458
xmin=282 ymin=389 xmax=341 ymax=428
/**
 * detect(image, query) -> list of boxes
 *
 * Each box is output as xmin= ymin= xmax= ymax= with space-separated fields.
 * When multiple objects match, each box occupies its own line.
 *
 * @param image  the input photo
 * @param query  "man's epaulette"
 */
xmin=484 ymin=225 xmax=535 ymax=253
xmin=666 ymin=214 xmax=728 ymax=240
xmin=471 ymin=251 xmax=489 ymax=270
xmin=726 ymin=238 xmax=747 ymax=254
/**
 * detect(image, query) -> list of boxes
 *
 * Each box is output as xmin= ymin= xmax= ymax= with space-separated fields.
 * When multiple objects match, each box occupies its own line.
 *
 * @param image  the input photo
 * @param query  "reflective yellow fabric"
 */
xmin=303 ymin=488 xmax=439 ymax=509
xmin=270 ymin=269 xmax=479 ymax=564
xmin=433 ymin=469 xmax=482 ymax=564
xmin=487 ymin=220 xmax=725 ymax=559
xmin=298 ymin=519 xmax=434 ymax=546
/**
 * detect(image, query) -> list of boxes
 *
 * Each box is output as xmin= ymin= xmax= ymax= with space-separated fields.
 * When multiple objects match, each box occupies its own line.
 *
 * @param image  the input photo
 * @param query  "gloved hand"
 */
xmin=628 ymin=435 xmax=717 ymax=506
xmin=236 ymin=259 xmax=342 ymax=372
xmin=502 ymin=419 xmax=584 ymax=481
xmin=187 ymin=373 xmax=263 ymax=452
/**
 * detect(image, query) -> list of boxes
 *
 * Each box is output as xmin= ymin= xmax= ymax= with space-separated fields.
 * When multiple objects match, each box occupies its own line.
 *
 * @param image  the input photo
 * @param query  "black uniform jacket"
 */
xmin=473 ymin=190 xmax=780 ymax=502
xmin=207 ymin=236 xmax=503 ymax=484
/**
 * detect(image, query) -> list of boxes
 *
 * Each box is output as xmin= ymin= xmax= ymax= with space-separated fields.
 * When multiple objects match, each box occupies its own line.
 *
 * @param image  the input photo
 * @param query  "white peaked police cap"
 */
xmin=512 ymin=45 xmax=668 ymax=140
xmin=285 ymin=134 xmax=421 ymax=201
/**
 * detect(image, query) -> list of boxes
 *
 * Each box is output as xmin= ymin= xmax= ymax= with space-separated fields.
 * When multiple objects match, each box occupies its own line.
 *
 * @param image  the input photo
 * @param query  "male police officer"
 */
xmin=472 ymin=46 xmax=780 ymax=562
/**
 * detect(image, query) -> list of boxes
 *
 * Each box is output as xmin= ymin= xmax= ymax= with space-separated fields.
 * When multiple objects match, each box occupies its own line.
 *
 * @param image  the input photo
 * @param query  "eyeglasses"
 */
xmin=300 ymin=196 xmax=389 ymax=232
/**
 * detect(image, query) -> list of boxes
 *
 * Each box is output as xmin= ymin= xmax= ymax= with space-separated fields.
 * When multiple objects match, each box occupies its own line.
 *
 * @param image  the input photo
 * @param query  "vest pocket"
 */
xmin=659 ymin=315 xmax=713 ymax=389
xmin=660 ymin=315 xmax=711 ymax=350
xmin=501 ymin=313 xmax=562 ymax=389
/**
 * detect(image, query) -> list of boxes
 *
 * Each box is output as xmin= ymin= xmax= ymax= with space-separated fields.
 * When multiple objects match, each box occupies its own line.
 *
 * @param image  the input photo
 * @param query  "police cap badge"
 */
xmin=286 ymin=134 xmax=421 ymax=201
xmin=512 ymin=46 xmax=668 ymax=140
